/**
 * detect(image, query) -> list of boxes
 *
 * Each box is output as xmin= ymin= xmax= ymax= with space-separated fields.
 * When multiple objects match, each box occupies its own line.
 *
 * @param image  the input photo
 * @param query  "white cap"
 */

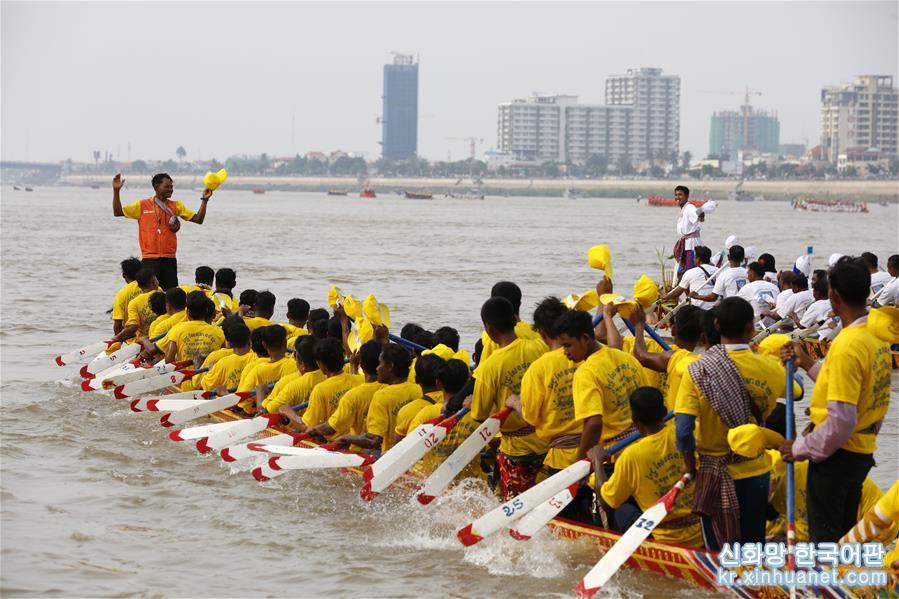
xmin=725 ymin=235 xmax=739 ymax=249
xmin=828 ymin=253 xmax=844 ymax=267
xmin=699 ymin=200 xmax=717 ymax=215
xmin=745 ymin=246 xmax=759 ymax=260
xmin=794 ymin=255 xmax=812 ymax=277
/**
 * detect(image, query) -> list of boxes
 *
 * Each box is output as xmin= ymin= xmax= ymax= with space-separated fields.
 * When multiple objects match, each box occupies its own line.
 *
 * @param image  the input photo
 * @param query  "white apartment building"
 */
xmin=497 ymin=68 xmax=680 ymax=165
xmin=821 ymin=75 xmax=898 ymax=162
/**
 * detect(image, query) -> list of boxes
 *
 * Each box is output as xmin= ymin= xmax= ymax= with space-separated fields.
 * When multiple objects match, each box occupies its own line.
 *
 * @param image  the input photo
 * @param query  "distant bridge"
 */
xmin=0 ymin=161 xmax=63 ymax=174
xmin=0 ymin=161 xmax=63 ymax=184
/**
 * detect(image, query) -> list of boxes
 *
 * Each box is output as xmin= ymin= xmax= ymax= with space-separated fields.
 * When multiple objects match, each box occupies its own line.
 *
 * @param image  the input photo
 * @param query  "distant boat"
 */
xmin=792 ymin=199 xmax=868 ymax=213
xmin=326 ymin=190 xmax=348 ymax=196
xmin=728 ymin=179 xmax=763 ymax=202
xmin=13 ymin=186 xmax=21 ymax=191
xmin=563 ymin=188 xmax=581 ymax=199
xmin=360 ymin=188 xmax=377 ymax=198
xmin=25 ymin=187 xmax=33 ymax=192
xmin=447 ymin=189 xmax=485 ymax=200
xmin=253 ymin=188 xmax=266 ymax=195
xmin=404 ymin=191 xmax=433 ymax=200
xmin=90 ymin=183 xmax=101 ymax=189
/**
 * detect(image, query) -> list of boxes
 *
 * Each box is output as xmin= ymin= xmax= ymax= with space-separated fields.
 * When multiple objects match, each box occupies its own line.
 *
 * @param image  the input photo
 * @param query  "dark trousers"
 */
xmin=807 ymin=448 xmax=874 ymax=542
xmin=142 ymin=257 xmax=178 ymax=290
xmin=700 ymin=471 xmax=770 ymax=550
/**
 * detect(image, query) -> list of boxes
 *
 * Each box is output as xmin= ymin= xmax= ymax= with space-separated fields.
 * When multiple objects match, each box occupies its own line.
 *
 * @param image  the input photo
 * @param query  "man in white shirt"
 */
xmin=761 ymin=271 xmax=796 ymax=327
xmin=738 ymin=262 xmax=780 ymax=318
xmin=799 ymin=277 xmax=833 ymax=337
xmin=863 ymin=251 xmax=893 ymax=297
xmin=711 ymin=234 xmax=739 ymax=268
xmin=692 ymin=245 xmax=748 ymax=303
xmin=873 ymin=254 xmax=899 ymax=307
xmin=674 ymin=185 xmax=710 ymax=282
xmin=777 ymin=273 xmax=814 ymax=324
xmin=662 ymin=246 xmax=718 ymax=310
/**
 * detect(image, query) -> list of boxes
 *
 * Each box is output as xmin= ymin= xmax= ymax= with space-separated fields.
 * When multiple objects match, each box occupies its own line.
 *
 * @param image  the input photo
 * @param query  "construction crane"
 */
xmin=446 ymin=137 xmax=483 ymax=161
xmin=698 ymin=87 xmax=763 ymax=151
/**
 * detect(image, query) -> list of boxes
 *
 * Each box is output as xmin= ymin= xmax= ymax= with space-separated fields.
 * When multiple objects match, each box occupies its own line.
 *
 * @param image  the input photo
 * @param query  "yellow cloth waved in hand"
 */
xmin=562 ymin=289 xmax=599 ymax=311
xmin=363 ymin=294 xmax=390 ymax=327
xmin=202 ymin=168 xmax=227 ymax=190
xmin=587 ymin=244 xmax=613 ymax=280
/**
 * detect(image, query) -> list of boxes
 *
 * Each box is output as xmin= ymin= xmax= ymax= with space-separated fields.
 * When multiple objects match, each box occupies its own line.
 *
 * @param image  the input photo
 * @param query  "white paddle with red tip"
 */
xmin=195 ymin=413 xmax=283 ymax=454
xmin=220 ymin=433 xmax=307 ymax=462
xmin=55 ymin=339 xmax=114 ymax=366
xmin=131 ymin=389 xmax=216 ymax=407
xmin=113 ymin=367 xmax=207 ymax=398
xmin=130 ymin=398 xmax=209 ymax=413
xmin=361 ymin=408 xmax=469 ymax=502
xmin=168 ymin=418 xmax=248 ymax=442
xmin=103 ymin=360 xmax=190 ymax=388
xmin=80 ymin=361 xmax=137 ymax=391
xmin=416 ymin=407 xmax=512 ymax=505
xmin=575 ymin=473 xmax=692 ymax=597
xmin=79 ymin=334 xmax=163 ymax=378
xmin=457 ymin=458 xmax=592 ymax=547
xmin=159 ymin=391 xmax=249 ymax=428
xmin=252 ymin=449 xmax=375 ymax=482
xmin=509 ymin=483 xmax=580 ymax=540
xmin=367 ymin=419 xmax=438 ymax=478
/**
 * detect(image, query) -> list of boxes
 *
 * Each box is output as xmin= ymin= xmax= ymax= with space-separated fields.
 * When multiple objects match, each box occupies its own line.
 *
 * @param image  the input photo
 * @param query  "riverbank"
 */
xmin=59 ymin=175 xmax=899 ymax=202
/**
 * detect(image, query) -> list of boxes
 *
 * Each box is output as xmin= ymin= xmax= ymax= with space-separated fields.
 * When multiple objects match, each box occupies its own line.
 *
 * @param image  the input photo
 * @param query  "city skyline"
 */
xmin=2 ymin=2 xmax=896 ymax=164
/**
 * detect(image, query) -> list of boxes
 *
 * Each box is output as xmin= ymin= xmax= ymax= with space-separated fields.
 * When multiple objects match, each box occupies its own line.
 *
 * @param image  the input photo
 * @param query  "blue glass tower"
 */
xmin=381 ymin=54 xmax=418 ymax=160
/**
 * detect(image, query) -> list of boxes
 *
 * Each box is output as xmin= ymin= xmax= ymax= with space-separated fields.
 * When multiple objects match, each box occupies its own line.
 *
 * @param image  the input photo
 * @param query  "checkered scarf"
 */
xmin=687 ymin=344 xmax=757 ymax=545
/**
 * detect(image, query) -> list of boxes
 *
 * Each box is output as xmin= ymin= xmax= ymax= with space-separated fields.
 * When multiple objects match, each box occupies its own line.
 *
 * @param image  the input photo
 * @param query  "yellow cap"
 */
xmin=327 ymin=286 xmax=345 ymax=311
xmin=632 ymin=275 xmax=659 ymax=309
xmin=202 ymin=168 xmax=227 ymax=191
xmin=727 ymin=424 xmax=785 ymax=458
xmin=868 ymin=306 xmax=899 ymax=344
xmin=757 ymin=334 xmax=790 ymax=358
xmin=587 ymin=245 xmax=613 ymax=280
xmin=343 ymin=295 xmax=363 ymax=321
xmin=599 ymin=294 xmax=638 ymax=318
xmin=363 ymin=294 xmax=391 ymax=328
xmin=423 ymin=343 xmax=454 ymax=361
xmin=347 ymin=317 xmax=375 ymax=353
xmin=562 ymin=289 xmax=600 ymax=311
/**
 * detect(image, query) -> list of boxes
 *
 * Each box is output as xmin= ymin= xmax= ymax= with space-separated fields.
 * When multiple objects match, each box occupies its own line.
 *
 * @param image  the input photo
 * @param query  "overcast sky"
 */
xmin=2 ymin=1 xmax=896 ymax=164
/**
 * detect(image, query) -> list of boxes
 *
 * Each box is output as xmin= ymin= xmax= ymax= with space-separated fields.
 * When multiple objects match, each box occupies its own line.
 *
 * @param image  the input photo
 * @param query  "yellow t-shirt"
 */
xmin=243 ymin=316 xmax=274 ymax=331
xmin=472 ymin=337 xmax=549 ymax=457
xmin=112 ymin=281 xmax=142 ymax=321
xmin=149 ymin=310 xmax=187 ymax=341
xmin=573 ymin=345 xmax=646 ymax=445
xmin=600 ymin=426 xmax=702 ymax=547
xmin=807 ymin=323 xmax=892 ymax=454
xmin=479 ymin=321 xmax=548 ymax=368
xmin=407 ymin=357 xmax=418 ymax=384
xmin=769 ymin=459 xmax=897 ymax=542
xmin=394 ymin=390 xmax=444 ymax=438
xmin=620 ymin=336 xmax=667 ymax=391
xmin=284 ymin=324 xmax=310 ymax=350
xmin=201 ymin=351 xmax=256 ymax=392
xmin=520 ymin=347 xmax=581 ymax=470
xmin=236 ymin=356 xmax=298 ymax=411
xmin=301 ymin=373 xmax=363 ymax=428
xmin=406 ymin=400 xmax=480 ymax=478
xmin=260 ymin=371 xmax=301 ymax=412
xmin=265 ymin=369 xmax=327 ymax=414
xmin=664 ymin=348 xmax=698 ymax=412
xmin=366 ymin=381 xmax=424 ymax=453
xmin=165 ymin=319 xmax=225 ymax=363
xmin=213 ymin=291 xmax=239 ymax=315
xmin=122 ymin=199 xmax=195 ymax=221
xmin=125 ymin=290 xmax=160 ymax=339
xmin=191 ymin=346 xmax=234 ymax=388
xmin=328 ymin=381 xmax=386 ymax=437
xmin=675 ymin=349 xmax=799 ymax=480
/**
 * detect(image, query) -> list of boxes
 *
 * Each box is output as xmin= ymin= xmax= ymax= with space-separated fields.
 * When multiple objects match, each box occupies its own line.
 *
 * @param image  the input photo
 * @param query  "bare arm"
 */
xmin=111 ymin=323 xmax=137 ymax=343
xmin=691 ymin=290 xmax=719 ymax=303
xmin=277 ymin=404 xmax=307 ymax=431
xmin=112 ymin=174 xmax=125 ymax=217
xmin=630 ymin=306 xmax=672 ymax=373
xmin=577 ymin=414 xmax=603 ymax=460
xmin=334 ymin=432 xmax=381 ymax=450
xmin=164 ymin=341 xmax=177 ymax=365
xmin=602 ymin=303 xmax=622 ymax=350
xmin=189 ymin=189 xmax=212 ymax=224
xmin=662 ymin=286 xmax=685 ymax=302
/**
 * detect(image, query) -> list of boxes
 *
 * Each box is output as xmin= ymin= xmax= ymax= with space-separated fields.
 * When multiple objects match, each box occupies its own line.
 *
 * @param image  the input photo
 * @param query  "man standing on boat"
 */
xmin=112 ymin=173 xmax=213 ymax=290
xmin=673 ymin=185 xmax=708 ymax=284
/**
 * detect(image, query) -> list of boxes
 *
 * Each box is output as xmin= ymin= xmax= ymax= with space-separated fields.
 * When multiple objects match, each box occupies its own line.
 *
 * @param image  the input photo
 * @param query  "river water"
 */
xmin=1 ymin=186 xmax=897 ymax=597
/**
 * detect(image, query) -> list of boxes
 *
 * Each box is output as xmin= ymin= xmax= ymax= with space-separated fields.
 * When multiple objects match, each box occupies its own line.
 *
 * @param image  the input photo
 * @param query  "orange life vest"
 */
xmin=136 ymin=197 xmax=181 ymax=259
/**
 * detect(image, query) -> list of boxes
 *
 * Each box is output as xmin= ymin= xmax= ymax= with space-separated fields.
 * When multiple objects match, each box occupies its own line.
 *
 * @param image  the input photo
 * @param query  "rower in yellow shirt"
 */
xmin=596 ymin=387 xmax=702 ymax=547
xmin=394 ymin=354 xmax=446 ymax=443
xmin=109 ymin=269 xmax=161 ymax=344
xmin=407 ymin=359 xmax=476 ymax=477
xmin=164 ymin=291 xmax=225 ymax=366
xmin=283 ymin=298 xmax=311 ymax=347
xmin=297 ymin=338 xmax=361 ymax=434
xmin=188 ymin=315 xmax=243 ymax=389
xmin=555 ymin=309 xmax=646 ymax=462
xmin=111 ymin=257 xmax=143 ymax=337
xmin=597 ymin=300 xmax=668 ymax=391
xmin=627 ymin=303 xmax=703 ymax=411
xmin=306 ymin=341 xmax=384 ymax=442
xmin=201 ymin=321 xmax=255 ymax=395
xmin=336 ymin=343 xmax=422 ymax=454
xmin=264 ymin=336 xmax=318 ymax=415
xmin=478 ymin=281 xmax=548 ymax=365
xmin=147 ymin=288 xmax=187 ymax=339
xmin=506 ymin=297 xmax=580 ymax=473
xmin=243 ymin=290 xmax=277 ymax=331
xmin=236 ymin=325 xmax=297 ymax=414
xmin=212 ymin=267 xmax=240 ymax=317
xmin=471 ymin=297 xmax=548 ymax=499
xmin=177 ymin=266 xmax=215 ymax=297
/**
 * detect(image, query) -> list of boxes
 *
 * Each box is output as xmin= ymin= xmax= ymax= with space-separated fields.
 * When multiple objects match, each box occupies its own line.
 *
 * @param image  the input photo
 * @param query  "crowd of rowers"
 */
xmin=104 ymin=252 xmax=898 ymax=569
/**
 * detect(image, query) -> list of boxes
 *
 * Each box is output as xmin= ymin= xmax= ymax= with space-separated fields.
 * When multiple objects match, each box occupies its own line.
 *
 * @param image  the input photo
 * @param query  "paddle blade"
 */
xmin=576 ymin=474 xmax=690 ymax=596
xmin=197 ymin=414 xmax=281 ymax=454
xmin=115 ymin=369 xmax=192 ymax=398
xmin=162 ymin=392 xmax=243 ymax=427
xmin=221 ymin=433 xmax=305 ymax=463
xmin=80 ymin=343 xmax=142 ymax=378
xmin=509 ymin=483 xmax=579 ymax=541
xmin=56 ymin=340 xmax=110 ymax=366
xmin=168 ymin=418 xmax=246 ymax=442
